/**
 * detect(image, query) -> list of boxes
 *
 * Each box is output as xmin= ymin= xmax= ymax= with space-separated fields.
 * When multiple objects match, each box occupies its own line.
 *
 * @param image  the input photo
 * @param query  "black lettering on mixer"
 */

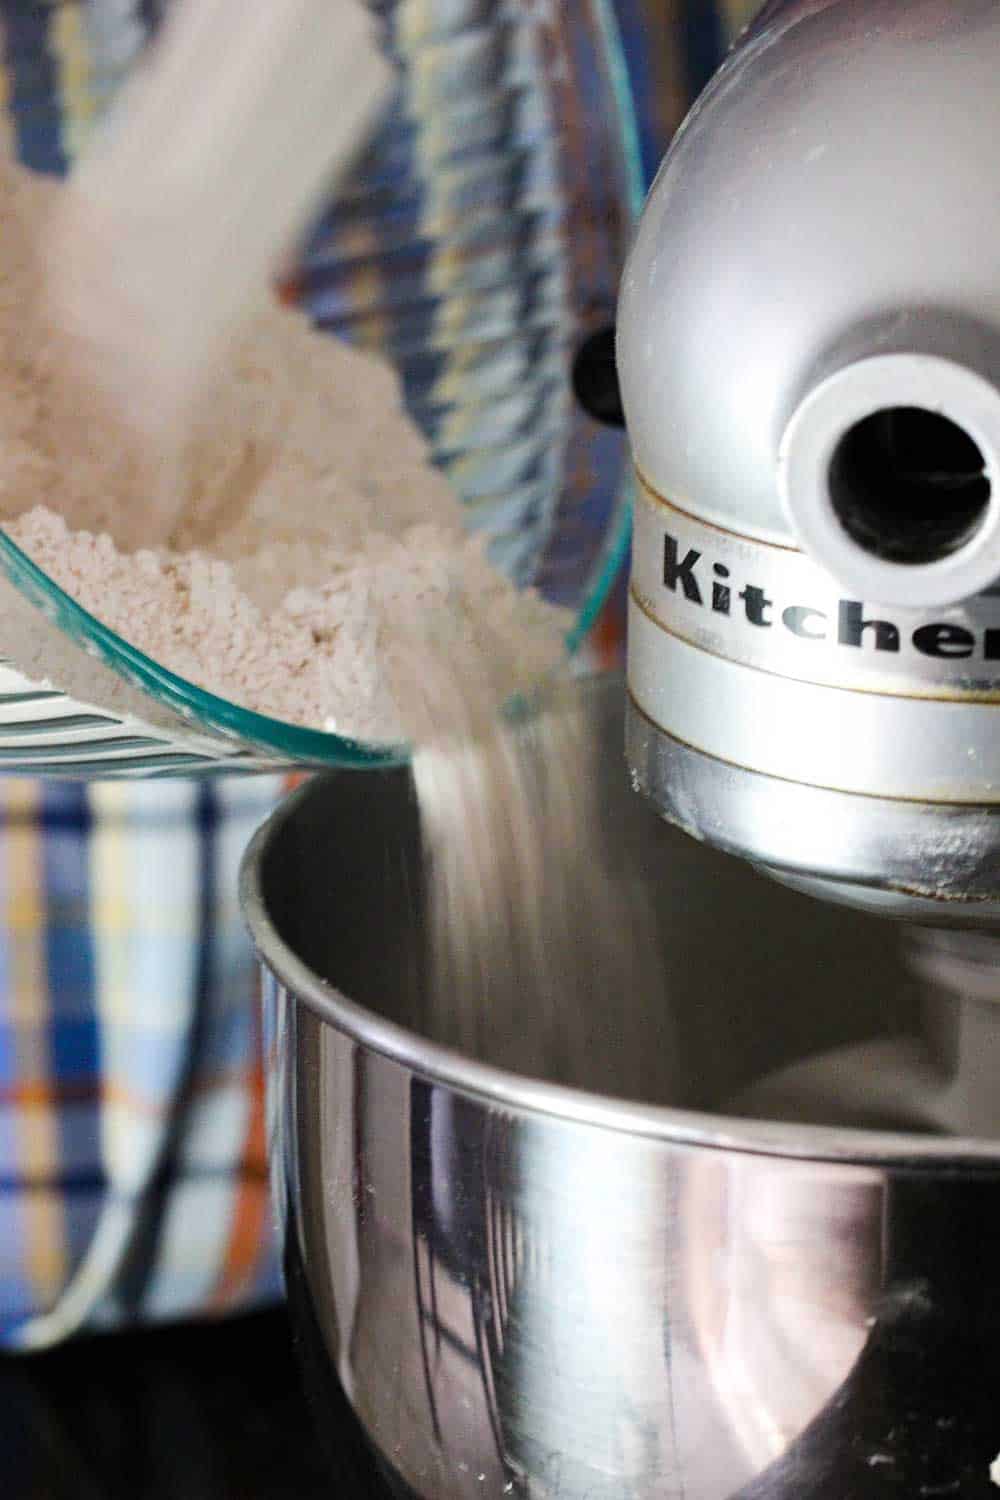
xmin=662 ymin=536 xmax=702 ymax=603
xmin=739 ymin=585 xmax=773 ymax=627
xmin=913 ymin=624 xmax=974 ymax=659
xmin=711 ymin=563 xmax=731 ymax=616
xmin=837 ymin=602 xmax=899 ymax=653
xmin=658 ymin=525 xmax=1000 ymax=666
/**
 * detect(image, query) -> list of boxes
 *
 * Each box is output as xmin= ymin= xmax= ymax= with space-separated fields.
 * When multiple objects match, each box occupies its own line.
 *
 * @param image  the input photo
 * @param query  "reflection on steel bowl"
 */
xmin=241 ymin=675 xmax=1000 ymax=1500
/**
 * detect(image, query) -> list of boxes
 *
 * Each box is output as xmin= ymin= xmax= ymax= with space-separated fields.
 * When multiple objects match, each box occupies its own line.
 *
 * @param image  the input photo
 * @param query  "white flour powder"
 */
xmin=1 ymin=138 xmax=673 ymax=1105
xmin=0 ymin=141 xmax=569 ymax=743
xmin=408 ymin=647 xmax=678 ymax=1098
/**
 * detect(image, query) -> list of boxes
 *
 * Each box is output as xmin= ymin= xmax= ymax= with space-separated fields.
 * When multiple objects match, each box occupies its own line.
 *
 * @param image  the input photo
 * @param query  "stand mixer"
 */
xmin=245 ymin=5 xmax=1000 ymax=1494
xmin=618 ymin=0 xmax=1000 ymax=1141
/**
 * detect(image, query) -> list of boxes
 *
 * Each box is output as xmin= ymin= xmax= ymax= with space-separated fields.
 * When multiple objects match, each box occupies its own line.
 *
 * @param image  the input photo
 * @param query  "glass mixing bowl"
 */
xmin=0 ymin=0 xmax=641 ymax=775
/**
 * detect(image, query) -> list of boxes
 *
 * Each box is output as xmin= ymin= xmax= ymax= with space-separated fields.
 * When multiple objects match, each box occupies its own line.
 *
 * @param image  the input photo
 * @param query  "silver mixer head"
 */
xmin=617 ymin=0 xmax=1000 ymax=923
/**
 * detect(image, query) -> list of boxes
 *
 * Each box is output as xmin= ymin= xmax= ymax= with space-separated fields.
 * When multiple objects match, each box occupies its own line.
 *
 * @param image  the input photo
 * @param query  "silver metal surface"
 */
xmin=617 ymin=0 xmax=1000 ymax=903
xmin=777 ymin=353 xmax=1000 ymax=608
xmin=617 ymin=0 xmax=1000 ymax=550
xmin=625 ymin=692 xmax=1000 ymax=918
xmin=734 ymin=926 xmax=1000 ymax=1139
xmin=243 ymin=676 xmax=1000 ymax=1500
xmin=628 ymin=596 xmax=1000 ymax=804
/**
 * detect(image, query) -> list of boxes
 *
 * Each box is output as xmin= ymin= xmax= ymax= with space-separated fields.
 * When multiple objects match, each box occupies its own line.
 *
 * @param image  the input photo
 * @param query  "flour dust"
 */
xmin=399 ymin=621 xmax=677 ymax=1102
xmin=0 ymin=136 xmax=568 ymax=746
xmin=0 ymin=125 xmax=672 ymax=1104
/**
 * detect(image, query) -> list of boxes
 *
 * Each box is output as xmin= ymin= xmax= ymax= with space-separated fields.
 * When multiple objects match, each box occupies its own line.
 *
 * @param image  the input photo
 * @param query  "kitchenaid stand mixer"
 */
xmin=240 ymin=5 xmax=1000 ymax=1495
xmin=618 ymin=0 xmax=1000 ymax=1141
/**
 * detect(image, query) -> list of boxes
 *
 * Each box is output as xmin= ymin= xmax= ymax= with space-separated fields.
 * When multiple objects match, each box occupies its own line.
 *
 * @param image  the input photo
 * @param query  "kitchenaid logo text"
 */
xmin=663 ymin=534 xmax=1000 ymax=659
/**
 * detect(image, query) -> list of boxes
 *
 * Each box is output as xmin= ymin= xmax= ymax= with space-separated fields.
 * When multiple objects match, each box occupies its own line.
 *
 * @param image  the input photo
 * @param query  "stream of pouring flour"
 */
xmin=398 ymin=623 xmax=677 ymax=1100
xmin=27 ymin=0 xmax=673 ymax=1101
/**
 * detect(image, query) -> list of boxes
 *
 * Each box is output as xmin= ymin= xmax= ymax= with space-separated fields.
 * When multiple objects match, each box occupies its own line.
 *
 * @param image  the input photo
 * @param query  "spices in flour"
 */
xmin=0 ymin=139 xmax=569 ymax=744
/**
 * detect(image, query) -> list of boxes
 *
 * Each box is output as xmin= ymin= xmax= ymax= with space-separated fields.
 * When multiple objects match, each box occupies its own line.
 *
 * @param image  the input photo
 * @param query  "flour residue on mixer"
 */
xmin=0 ymin=138 xmax=569 ymax=744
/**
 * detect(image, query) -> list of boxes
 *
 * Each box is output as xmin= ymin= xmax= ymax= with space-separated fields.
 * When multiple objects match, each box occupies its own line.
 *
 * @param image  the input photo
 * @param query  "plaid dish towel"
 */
xmin=0 ymin=776 xmax=289 ymax=1349
xmin=0 ymin=0 xmax=758 ymax=1349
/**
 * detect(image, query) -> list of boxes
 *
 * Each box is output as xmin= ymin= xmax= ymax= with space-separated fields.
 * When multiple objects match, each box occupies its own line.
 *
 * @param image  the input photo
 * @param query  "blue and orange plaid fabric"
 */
xmin=0 ymin=0 xmax=759 ymax=1348
xmin=0 ymin=777 xmax=288 ymax=1347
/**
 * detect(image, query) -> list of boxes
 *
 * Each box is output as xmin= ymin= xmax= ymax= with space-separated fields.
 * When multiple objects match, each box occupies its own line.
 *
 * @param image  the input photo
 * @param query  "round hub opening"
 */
xmin=828 ymin=406 xmax=990 ymax=564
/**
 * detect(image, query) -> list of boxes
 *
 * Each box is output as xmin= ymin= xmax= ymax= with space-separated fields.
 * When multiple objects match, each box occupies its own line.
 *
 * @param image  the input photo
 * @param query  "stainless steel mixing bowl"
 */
xmin=240 ymin=676 xmax=1000 ymax=1500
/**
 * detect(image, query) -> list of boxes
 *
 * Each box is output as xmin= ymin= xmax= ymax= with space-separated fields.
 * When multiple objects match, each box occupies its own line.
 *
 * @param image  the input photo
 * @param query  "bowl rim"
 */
xmin=240 ymin=777 xmax=1000 ymax=1170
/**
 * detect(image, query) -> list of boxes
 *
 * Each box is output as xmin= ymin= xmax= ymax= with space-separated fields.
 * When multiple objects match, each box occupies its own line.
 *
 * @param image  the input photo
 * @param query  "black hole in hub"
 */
xmin=572 ymin=326 xmax=624 ymax=427
xmin=829 ymin=406 xmax=990 ymax=564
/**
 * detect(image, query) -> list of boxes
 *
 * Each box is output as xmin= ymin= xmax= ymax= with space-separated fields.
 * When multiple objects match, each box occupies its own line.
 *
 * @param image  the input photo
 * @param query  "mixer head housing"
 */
xmin=618 ymin=0 xmax=1000 ymax=921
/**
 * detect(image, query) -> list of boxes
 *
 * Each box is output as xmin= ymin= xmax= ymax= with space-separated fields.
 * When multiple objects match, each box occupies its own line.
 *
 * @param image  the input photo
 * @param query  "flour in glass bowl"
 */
xmin=0 ymin=136 xmax=570 ymax=745
xmin=0 ymin=133 xmax=676 ymax=1104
